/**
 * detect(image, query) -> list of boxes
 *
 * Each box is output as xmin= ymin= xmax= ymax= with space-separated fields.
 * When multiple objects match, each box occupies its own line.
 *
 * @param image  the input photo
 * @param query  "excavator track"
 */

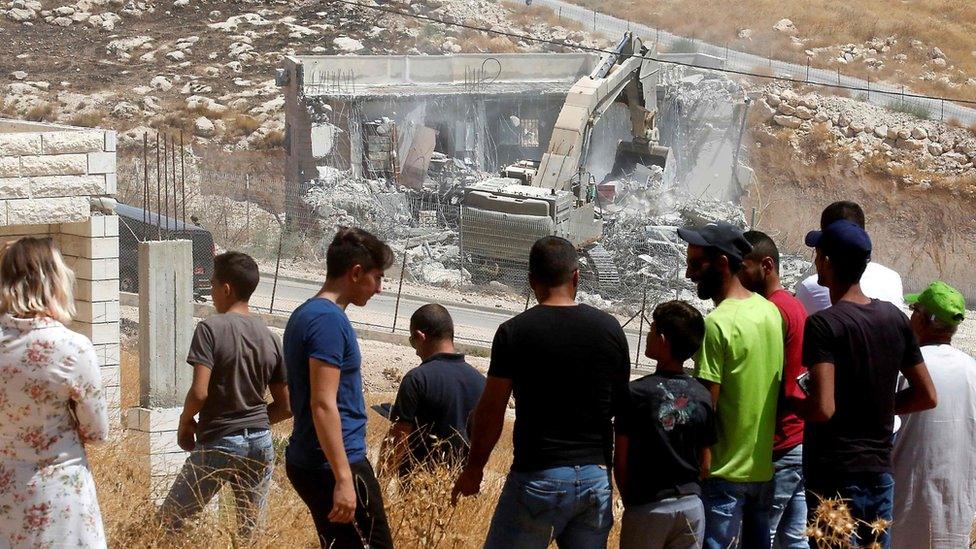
xmin=582 ymin=244 xmax=621 ymax=297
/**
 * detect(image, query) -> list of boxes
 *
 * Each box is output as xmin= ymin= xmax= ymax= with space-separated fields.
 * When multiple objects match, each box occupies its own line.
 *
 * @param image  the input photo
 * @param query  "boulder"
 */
xmin=794 ymin=106 xmax=814 ymax=120
xmin=11 ymin=71 xmax=28 ymax=80
xmin=738 ymin=28 xmax=753 ymax=40
xmin=165 ymin=50 xmax=186 ymax=62
xmin=837 ymin=113 xmax=851 ymax=127
xmin=7 ymin=7 xmax=36 ymax=21
xmin=111 ymin=101 xmax=140 ymax=119
xmin=194 ymin=116 xmax=215 ymax=138
xmin=911 ymin=127 xmax=928 ymax=140
xmin=756 ymin=100 xmax=777 ymax=123
xmin=874 ymin=125 xmax=888 ymax=139
xmin=896 ymin=139 xmax=925 ymax=151
xmin=897 ymin=129 xmax=911 ymax=140
xmin=765 ymin=93 xmax=781 ymax=107
xmin=51 ymin=16 xmax=72 ymax=26
xmin=773 ymin=115 xmax=802 ymax=129
xmin=773 ymin=18 xmax=797 ymax=34
xmin=886 ymin=126 xmax=899 ymax=140
xmin=333 ymin=36 xmax=364 ymax=52
xmin=800 ymin=95 xmax=820 ymax=109
xmin=777 ymin=102 xmax=796 ymax=116
xmin=927 ymin=142 xmax=943 ymax=156
xmin=813 ymin=111 xmax=830 ymax=123
xmin=780 ymin=90 xmax=799 ymax=105
xmin=933 ymin=58 xmax=947 ymax=68
xmin=930 ymin=46 xmax=946 ymax=60
xmin=150 ymin=75 xmax=172 ymax=91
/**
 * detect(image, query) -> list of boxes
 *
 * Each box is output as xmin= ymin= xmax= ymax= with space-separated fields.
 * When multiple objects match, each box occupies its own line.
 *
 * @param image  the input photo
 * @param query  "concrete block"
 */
xmin=150 ymin=451 xmax=189 ymax=478
xmin=20 ymin=154 xmax=88 ymax=176
xmin=75 ymin=300 xmax=120 ymax=324
xmin=126 ymin=406 xmax=183 ymax=432
xmin=100 ymin=364 xmax=120 ymax=389
xmin=30 ymin=175 xmax=105 ymax=197
xmin=104 ymin=173 xmax=117 ymax=195
xmin=6 ymin=197 xmax=88 ymax=225
xmin=149 ymin=430 xmax=184 ymax=456
xmin=103 ymin=385 xmax=121 ymax=415
xmin=139 ymin=241 xmax=194 ymax=408
xmin=74 ymin=278 xmax=119 ymax=302
xmin=70 ymin=257 xmax=119 ymax=280
xmin=104 ymin=131 xmax=117 ymax=153
xmin=0 ymin=133 xmax=42 ymax=155
xmin=93 ymin=342 xmax=121 ymax=367
xmin=87 ymin=152 xmax=116 ymax=175
xmin=60 ymin=234 xmax=119 ymax=259
xmin=0 ymin=156 xmax=20 ymax=178
xmin=0 ymin=223 xmax=55 ymax=237
xmin=0 ymin=177 xmax=30 ymax=199
xmin=41 ymin=131 xmax=104 ymax=154
xmin=72 ymin=320 xmax=119 ymax=345
xmin=103 ymin=215 xmax=119 ymax=237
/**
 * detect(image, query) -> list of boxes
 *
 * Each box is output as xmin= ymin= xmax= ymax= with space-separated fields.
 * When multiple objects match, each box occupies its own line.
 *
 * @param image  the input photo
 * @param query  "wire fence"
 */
xmin=529 ymin=0 xmax=976 ymax=125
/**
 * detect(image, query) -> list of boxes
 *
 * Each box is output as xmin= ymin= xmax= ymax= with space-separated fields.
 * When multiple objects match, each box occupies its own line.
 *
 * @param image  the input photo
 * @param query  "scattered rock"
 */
xmin=874 ymin=125 xmax=888 ymax=139
xmin=777 ymin=102 xmax=796 ymax=116
xmin=795 ymin=106 xmax=814 ymax=120
xmin=930 ymin=46 xmax=946 ymax=60
xmin=911 ymin=127 xmax=928 ymax=140
xmin=194 ymin=116 xmax=215 ymax=138
xmin=933 ymin=58 xmax=947 ymax=69
xmin=111 ymin=101 xmax=140 ymax=119
xmin=11 ymin=71 xmax=27 ymax=80
xmin=51 ymin=16 xmax=72 ymax=26
xmin=897 ymin=128 xmax=911 ymax=140
xmin=165 ymin=50 xmax=186 ymax=62
xmin=333 ymin=36 xmax=364 ymax=52
xmin=773 ymin=18 xmax=797 ymax=34
xmin=738 ymin=28 xmax=753 ymax=40
xmin=837 ymin=113 xmax=851 ymax=127
xmin=150 ymin=75 xmax=172 ymax=91
xmin=813 ymin=111 xmax=830 ymax=123
xmin=773 ymin=115 xmax=802 ymax=129
xmin=897 ymin=139 xmax=925 ymax=151
xmin=927 ymin=142 xmax=943 ymax=156
xmin=850 ymin=121 xmax=865 ymax=134
xmin=765 ymin=93 xmax=781 ymax=107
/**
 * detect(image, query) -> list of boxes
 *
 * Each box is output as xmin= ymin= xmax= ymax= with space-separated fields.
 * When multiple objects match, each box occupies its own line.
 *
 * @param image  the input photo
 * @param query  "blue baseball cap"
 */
xmin=805 ymin=219 xmax=872 ymax=259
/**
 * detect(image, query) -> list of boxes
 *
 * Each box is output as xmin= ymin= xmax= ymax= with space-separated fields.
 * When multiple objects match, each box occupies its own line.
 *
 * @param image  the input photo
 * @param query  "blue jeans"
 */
xmin=485 ymin=464 xmax=613 ymax=549
xmin=158 ymin=428 xmax=275 ymax=538
xmin=806 ymin=472 xmax=894 ymax=549
xmin=702 ymin=477 xmax=774 ymax=549
xmin=769 ymin=445 xmax=808 ymax=549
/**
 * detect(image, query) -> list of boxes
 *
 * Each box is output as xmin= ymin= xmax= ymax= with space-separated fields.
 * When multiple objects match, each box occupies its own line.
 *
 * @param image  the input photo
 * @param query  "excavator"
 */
xmin=460 ymin=32 xmax=672 ymax=293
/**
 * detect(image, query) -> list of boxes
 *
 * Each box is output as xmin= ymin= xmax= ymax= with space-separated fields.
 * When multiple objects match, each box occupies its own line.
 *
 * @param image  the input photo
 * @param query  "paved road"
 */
xmin=249 ymin=274 xmax=651 ymax=364
xmin=530 ymin=0 xmax=976 ymax=125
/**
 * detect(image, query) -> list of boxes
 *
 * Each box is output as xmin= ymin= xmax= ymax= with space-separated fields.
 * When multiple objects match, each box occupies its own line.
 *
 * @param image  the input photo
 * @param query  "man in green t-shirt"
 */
xmin=678 ymin=222 xmax=784 ymax=549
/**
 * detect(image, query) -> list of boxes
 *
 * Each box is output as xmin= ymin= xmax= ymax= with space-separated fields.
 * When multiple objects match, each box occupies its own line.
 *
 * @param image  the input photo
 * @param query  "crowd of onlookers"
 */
xmin=1 ymin=200 xmax=974 ymax=549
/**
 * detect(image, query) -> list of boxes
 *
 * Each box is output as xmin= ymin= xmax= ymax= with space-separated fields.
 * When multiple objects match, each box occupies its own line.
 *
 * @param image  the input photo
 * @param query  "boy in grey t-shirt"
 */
xmin=159 ymin=251 xmax=290 ymax=538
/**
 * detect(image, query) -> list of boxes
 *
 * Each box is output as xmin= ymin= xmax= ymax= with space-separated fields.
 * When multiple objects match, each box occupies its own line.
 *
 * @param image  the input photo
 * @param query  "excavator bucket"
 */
xmin=606 ymin=139 xmax=670 ymax=180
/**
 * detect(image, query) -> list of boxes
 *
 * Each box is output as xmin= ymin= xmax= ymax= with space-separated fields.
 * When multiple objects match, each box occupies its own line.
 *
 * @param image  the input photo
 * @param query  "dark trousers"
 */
xmin=287 ymin=460 xmax=394 ymax=549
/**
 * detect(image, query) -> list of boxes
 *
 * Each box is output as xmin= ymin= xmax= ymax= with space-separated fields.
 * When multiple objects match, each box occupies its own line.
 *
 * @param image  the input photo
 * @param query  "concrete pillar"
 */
xmin=125 ymin=239 xmax=193 ymax=502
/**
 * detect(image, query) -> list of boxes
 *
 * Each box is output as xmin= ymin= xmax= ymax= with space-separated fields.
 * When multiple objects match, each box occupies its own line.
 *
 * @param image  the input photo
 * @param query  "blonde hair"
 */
xmin=0 ymin=237 xmax=76 ymax=323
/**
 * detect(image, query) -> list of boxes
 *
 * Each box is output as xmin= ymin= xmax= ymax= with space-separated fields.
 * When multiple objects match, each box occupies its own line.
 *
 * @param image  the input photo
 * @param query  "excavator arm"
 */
xmin=533 ymin=32 xmax=669 ymax=192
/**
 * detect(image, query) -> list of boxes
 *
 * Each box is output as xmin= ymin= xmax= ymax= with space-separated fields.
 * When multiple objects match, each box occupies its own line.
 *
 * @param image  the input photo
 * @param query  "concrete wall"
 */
xmin=0 ymin=119 xmax=120 ymax=425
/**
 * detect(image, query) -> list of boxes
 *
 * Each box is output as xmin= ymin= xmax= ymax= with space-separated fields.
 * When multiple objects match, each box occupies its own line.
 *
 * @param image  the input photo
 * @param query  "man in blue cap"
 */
xmin=891 ymin=281 xmax=975 ymax=549
xmin=801 ymin=219 xmax=937 ymax=549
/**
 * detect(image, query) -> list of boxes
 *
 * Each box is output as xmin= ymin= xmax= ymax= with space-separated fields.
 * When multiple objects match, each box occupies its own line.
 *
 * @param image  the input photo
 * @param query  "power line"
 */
xmin=330 ymin=0 xmax=976 ymax=108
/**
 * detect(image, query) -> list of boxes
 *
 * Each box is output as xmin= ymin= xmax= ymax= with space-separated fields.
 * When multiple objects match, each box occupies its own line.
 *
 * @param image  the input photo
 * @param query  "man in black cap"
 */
xmin=801 ymin=219 xmax=937 ymax=549
xmin=677 ymin=221 xmax=784 ymax=549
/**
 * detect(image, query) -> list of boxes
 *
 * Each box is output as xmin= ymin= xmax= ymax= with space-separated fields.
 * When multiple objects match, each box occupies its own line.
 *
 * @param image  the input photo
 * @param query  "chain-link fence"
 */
xmin=534 ymin=0 xmax=976 ymax=125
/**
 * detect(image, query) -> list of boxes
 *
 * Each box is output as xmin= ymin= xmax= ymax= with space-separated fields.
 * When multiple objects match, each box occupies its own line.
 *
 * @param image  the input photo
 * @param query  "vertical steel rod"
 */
xmin=171 ymin=134 xmax=177 ymax=232
xmin=180 ymin=131 xmax=186 ymax=225
xmin=391 ymin=251 xmax=407 ymax=333
xmin=142 ymin=132 xmax=148 ymax=240
xmin=156 ymin=133 xmax=161 ymax=240
xmin=163 ymin=133 xmax=169 ymax=234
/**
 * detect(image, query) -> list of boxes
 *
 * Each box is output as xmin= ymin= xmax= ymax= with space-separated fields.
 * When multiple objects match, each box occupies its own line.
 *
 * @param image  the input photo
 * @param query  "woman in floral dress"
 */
xmin=0 ymin=237 xmax=109 ymax=548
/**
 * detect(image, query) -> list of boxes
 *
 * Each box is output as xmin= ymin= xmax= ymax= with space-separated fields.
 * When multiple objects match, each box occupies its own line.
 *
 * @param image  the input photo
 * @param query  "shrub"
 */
xmin=25 ymin=102 xmax=55 ymax=122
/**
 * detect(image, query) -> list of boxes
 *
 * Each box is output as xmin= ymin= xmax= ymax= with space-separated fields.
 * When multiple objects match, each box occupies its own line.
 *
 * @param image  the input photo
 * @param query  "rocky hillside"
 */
xmin=0 ymin=0 xmax=606 ymax=150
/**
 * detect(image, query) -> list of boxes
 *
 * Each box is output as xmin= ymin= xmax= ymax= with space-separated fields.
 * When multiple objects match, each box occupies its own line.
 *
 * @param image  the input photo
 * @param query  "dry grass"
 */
xmin=67 ymin=110 xmax=107 ymax=128
xmin=25 ymin=102 xmax=55 ymax=122
xmin=99 ymin=347 xmax=622 ymax=547
xmin=507 ymin=3 xmax=583 ymax=31
xmin=567 ymin=0 xmax=976 ymax=99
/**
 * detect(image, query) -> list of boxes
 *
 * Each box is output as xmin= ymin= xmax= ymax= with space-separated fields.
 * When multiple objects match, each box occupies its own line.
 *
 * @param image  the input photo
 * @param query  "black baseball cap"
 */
xmin=805 ymin=219 xmax=872 ymax=259
xmin=677 ymin=221 xmax=753 ymax=261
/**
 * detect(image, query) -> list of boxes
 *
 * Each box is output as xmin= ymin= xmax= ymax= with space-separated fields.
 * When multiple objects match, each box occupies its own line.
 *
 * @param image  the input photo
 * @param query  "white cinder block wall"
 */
xmin=0 ymin=119 xmax=121 ymax=427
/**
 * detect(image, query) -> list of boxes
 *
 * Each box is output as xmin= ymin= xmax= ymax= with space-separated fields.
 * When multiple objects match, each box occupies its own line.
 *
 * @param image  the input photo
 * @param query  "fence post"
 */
xmin=634 ymin=285 xmax=648 ymax=368
xmin=269 ymin=228 xmax=284 ymax=315
xmin=391 ymin=251 xmax=407 ymax=333
xmin=941 ymin=99 xmax=945 ymax=121
xmin=592 ymin=9 xmax=596 ymax=33
xmin=806 ymin=58 xmax=810 ymax=81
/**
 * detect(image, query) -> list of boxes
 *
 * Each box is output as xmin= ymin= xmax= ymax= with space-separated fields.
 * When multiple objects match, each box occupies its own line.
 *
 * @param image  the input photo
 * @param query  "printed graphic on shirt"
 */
xmin=658 ymin=386 xmax=700 ymax=432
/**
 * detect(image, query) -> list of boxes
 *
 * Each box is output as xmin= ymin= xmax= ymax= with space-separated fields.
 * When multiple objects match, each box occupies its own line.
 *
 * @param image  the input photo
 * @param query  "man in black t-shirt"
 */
xmin=801 ymin=219 xmax=937 ymax=548
xmin=616 ymin=301 xmax=716 ymax=549
xmin=381 ymin=304 xmax=486 ymax=478
xmin=452 ymin=236 xmax=630 ymax=548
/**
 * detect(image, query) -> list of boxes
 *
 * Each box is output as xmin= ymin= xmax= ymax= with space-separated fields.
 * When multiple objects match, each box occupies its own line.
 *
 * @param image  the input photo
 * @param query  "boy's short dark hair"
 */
xmin=213 ymin=251 xmax=259 ymax=300
xmin=743 ymin=230 xmax=780 ymax=271
xmin=410 ymin=304 xmax=454 ymax=341
xmin=529 ymin=236 xmax=578 ymax=287
xmin=326 ymin=227 xmax=394 ymax=279
xmin=652 ymin=300 xmax=705 ymax=362
xmin=821 ymin=201 xmax=865 ymax=229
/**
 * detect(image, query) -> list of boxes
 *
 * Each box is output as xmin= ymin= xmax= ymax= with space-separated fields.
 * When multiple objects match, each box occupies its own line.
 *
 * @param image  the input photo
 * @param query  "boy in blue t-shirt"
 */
xmin=283 ymin=227 xmax=395 ymax=549
xmin=615 ymin=300 xmax=717 ymax=549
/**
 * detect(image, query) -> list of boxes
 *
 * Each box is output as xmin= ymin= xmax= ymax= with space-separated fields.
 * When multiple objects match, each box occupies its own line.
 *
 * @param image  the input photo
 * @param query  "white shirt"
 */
xmin=891 ymin=344 xmax=976 ymax=549
xmin=794 ymin=262 xmax=907 ymax=314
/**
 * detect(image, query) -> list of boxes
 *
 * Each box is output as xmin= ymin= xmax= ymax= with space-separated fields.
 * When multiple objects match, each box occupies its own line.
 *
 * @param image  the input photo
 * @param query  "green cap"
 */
xmin=906 ymin=281 xmax=966 ymax=326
